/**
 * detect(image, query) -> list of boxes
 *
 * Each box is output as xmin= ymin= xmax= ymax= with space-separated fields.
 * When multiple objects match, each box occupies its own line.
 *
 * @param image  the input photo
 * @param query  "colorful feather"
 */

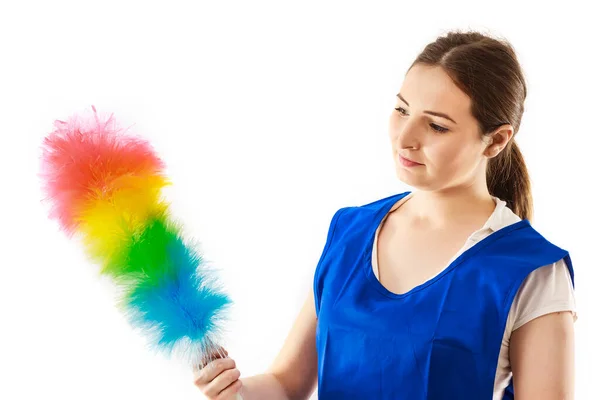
xmin=40 ymin=106 xmax=232 ymax=367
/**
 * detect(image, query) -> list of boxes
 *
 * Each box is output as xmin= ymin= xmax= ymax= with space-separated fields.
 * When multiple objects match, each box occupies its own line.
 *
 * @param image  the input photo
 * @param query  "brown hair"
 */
xmin=409 ymin=30 xmax=533 ymax=220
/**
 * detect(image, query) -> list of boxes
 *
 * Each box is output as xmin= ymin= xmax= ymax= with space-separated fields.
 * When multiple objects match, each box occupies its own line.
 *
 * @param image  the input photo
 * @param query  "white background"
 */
xmin=1 ymin=1 xmax=598 ymax=399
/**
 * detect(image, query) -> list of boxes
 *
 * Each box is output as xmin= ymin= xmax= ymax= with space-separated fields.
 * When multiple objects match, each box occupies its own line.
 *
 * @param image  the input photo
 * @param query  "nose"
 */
xmin=393 ymin=118 xmax=420 ymax=150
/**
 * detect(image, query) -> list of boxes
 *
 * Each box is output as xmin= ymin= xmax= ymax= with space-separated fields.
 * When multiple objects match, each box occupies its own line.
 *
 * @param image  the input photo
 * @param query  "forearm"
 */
xmin=239 ymin=373 xmax=290 ymax=400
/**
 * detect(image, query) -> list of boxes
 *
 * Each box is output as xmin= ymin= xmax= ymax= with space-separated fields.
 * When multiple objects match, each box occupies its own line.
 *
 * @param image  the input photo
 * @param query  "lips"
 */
xmin=398 ymin=153 xmax=424 ymax=166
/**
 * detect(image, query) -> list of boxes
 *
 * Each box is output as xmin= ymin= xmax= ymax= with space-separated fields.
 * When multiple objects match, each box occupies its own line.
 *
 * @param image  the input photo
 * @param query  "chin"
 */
xmin=395 ymin=167 xmax=434 ymax=191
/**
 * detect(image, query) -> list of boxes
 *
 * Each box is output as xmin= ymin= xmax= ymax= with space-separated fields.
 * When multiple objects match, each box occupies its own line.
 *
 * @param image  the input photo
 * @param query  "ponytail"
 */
xmin=486 ymin=141 xmax=533 ymax=221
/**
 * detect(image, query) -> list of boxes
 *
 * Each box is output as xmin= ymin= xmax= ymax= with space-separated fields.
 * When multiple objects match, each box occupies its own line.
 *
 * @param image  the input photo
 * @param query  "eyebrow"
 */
xmin=396 ymin=93 xmax=457 ymax=124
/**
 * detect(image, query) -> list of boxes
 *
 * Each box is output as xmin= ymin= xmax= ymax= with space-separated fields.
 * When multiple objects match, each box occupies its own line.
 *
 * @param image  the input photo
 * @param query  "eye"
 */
xmin=394 ymin=106 xmax=408 ymax=115
xmin=430 ymin=124 xmax=449 ymax=133
xmin=394 ymin=107 xmax=450 ymax=133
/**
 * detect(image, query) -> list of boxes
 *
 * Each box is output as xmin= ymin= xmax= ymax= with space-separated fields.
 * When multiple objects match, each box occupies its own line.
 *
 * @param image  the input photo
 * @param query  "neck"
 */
xmin=406 ymin=182 xmax=495 ymax=229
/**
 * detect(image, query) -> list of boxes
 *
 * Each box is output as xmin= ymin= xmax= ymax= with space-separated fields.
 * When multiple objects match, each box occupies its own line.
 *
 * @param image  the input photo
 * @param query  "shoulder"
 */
xmin=332 ymin=191 xmax=411 ymax=221
xmin=486 ymin=220 xmax=575 ymax=293
xmin=519 ymin=222 xmax=574 ymax=284
xmin=493 ymin=221 xmax=571 ymax=264
xmin=358 ymin=191 xmax=411 ymax=210
xmin=493 ymin=199 xmax=567 ymax=257
xmin=319 ymin=192 xmax=411 ymax=255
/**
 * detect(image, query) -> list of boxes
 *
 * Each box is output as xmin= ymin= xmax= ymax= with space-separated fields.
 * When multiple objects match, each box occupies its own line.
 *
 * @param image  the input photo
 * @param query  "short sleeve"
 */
xmin=507 ymin=259 xmax=577 ymax=332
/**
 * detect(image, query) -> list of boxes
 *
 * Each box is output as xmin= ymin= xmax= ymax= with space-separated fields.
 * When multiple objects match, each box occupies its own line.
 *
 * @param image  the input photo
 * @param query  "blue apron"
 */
xmin=313 ymin=192 xmax=574 ymax=399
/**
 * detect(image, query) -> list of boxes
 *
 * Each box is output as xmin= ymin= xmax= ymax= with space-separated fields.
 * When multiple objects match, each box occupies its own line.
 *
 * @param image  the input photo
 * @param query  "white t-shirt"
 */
xmin=371 ymin=193 xmax=576 ymax=399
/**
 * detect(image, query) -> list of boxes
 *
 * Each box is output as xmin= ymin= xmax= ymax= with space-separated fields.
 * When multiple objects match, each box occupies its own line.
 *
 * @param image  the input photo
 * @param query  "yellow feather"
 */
xmin=77 ymin=174 xmax=170 ymax=272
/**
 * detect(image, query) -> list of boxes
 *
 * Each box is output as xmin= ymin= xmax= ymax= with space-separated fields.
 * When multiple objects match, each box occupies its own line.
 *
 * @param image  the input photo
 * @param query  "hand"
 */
xmin=193 ymin=348 xmax=243 ymax=400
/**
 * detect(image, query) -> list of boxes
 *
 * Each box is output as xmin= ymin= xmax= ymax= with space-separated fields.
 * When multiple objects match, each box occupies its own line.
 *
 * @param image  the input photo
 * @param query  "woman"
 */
xmin=193 ymin=30 xmax=576 ymax=400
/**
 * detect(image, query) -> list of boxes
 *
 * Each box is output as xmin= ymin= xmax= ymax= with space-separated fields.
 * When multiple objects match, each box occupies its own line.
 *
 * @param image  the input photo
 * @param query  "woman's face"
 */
xmin=389 ymin=64 xmax=490 ymax=192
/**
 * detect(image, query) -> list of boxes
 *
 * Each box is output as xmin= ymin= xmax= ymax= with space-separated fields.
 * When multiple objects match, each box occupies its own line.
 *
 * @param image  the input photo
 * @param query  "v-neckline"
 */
xmin=362 ymin=192 xmax=530 ymax=299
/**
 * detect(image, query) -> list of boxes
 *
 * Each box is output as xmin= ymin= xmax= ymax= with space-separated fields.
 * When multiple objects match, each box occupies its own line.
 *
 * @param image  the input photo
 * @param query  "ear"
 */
xmin=483 ymin=124 xmax=514 ymax=158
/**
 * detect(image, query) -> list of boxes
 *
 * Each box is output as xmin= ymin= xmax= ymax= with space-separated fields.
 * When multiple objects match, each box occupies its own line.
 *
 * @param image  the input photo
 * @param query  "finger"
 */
xmin=194 ymin=357 xmax=236 ymax=386
xmin=194 ymin=357 xmax=235 ymax=386
xmin=192 ymin=347 xmax=230 ymax=380
xmin=204 ymin=367 xmax=241 ymax=398
xmin=198 ymin=347 xmax=229 ymax=370
xmin=219 ymin=347 xmax=229 ymax=357
xmin=215 ymin=379 xmax=243 ymax=400
xmin=193 ymin=346 xmax=229 ymax=374
xmin=209 ymin=347 xmax=229 ymax=363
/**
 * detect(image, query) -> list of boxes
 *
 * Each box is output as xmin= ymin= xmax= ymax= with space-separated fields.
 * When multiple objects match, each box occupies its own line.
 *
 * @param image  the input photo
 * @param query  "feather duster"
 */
xmin=40 ymin=106 xmax=233 ymax=368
